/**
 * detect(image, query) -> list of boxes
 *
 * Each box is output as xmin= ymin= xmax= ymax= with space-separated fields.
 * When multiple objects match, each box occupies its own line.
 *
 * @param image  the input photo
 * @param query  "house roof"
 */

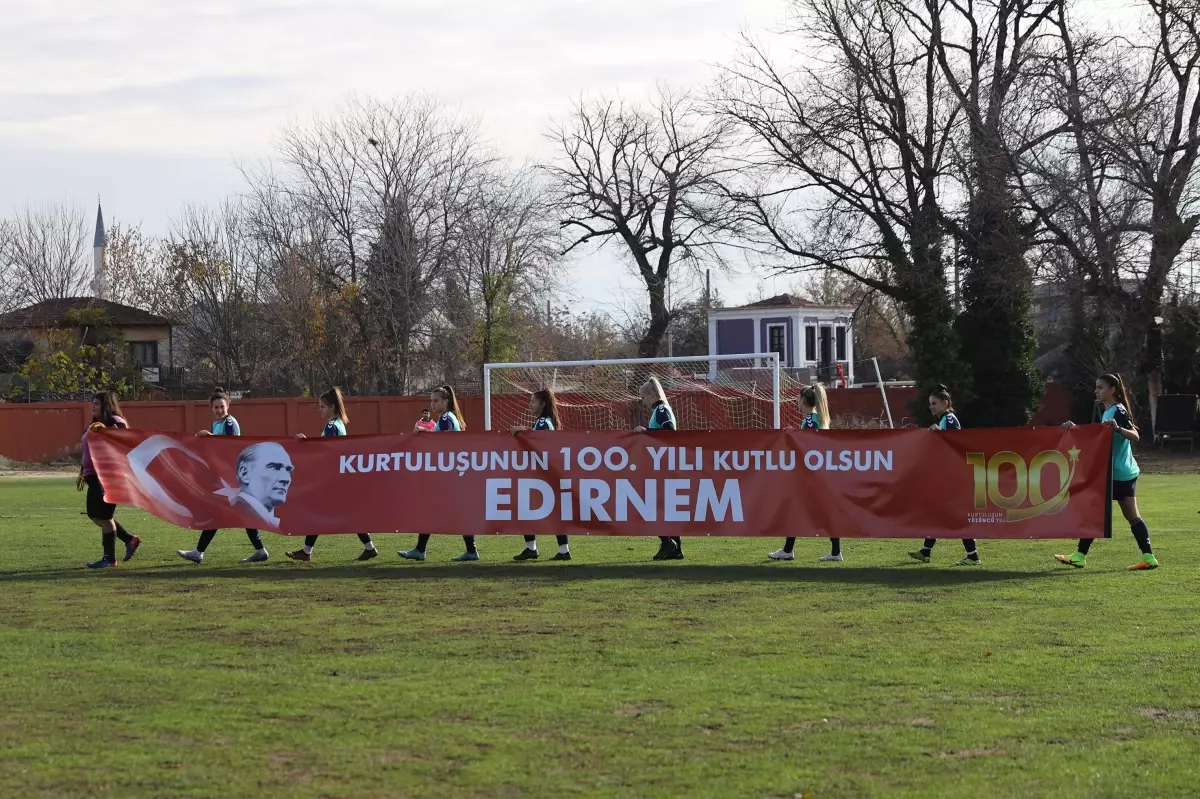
xmin=0 ymin=297 xmax=170 ymax=331
xmin=715 ymin=294 xmax=854 ymax=313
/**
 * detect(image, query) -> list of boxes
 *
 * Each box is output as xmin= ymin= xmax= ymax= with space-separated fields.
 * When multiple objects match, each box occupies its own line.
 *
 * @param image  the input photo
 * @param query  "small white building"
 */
xmin=707 ymin=294 xmax=856 ymax=384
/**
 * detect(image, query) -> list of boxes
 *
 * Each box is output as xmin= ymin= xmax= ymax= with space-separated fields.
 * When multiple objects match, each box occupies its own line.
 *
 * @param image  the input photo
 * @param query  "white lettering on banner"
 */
xmin=802 ymin=450 xmax=894 ymax=472
xmin=711 ymin=451 xmax=796 ymax=472
xmin=340 ymin=455 xmax=357 ymax=474
xmin=483 ymin=478 xmax=744 ymax=523
xmin=340 ymin=449 xmax=553 ymax=476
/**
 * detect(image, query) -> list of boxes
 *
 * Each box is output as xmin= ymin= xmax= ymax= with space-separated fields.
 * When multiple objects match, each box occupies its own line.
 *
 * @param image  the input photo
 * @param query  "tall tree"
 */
xmin=0 ymin=202 xmax=91 ymax=310
xmin=717 ymin=0 xmax=970 ymax=405
xmin=545 ymin=87 xmax=739 ymax=358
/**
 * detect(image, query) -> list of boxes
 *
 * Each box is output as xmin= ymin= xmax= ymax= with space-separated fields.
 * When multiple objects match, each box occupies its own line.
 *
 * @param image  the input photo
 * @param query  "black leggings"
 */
xmin=784 ymin=537 xmax=841 ymax=556
xmin=197 ymin=529 xmax=263 ymax=552
xmin=922 ymin=538 xmax=977 ymax=554
xmin=414 ymin=534 xmax=476 ymax=553
xmin=524 ymin=535 xmax=569 ymax=546
xmin=304 ymin=534 xmax=374 ymax=547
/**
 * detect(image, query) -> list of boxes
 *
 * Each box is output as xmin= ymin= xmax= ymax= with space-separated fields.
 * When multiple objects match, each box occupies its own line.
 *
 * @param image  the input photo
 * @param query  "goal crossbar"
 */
xmin=483 ymin=352 xmax=782 ymax=431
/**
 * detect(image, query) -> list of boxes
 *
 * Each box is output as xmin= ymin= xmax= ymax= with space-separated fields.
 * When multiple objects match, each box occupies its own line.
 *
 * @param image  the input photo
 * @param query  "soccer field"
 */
xmin=0 ymin=475 xmax=1197 ymax=798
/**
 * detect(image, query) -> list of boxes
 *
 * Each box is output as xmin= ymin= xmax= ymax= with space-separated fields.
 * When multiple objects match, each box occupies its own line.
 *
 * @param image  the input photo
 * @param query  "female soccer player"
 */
xmin=510 ymin=388 xmax=571 ymax=561
xmin=399 ymin=385 xmax=479 ymax=562
xmin=1056 ymin=373 xmax=1159 ymax=570
xmin=908 ymin=385 xmax=980 ymax=566
xmin=287 ymin=387 xmax=378 ymax=562
xmin=634 ymin=376 xmax=683 ymax=560
xmin=177 ymin=388 xmax=270 ymax=564
xmin=83 ymin=391 xmax=140 ymax=569
xmin=769 ymin=383 xmax=843 ymax=562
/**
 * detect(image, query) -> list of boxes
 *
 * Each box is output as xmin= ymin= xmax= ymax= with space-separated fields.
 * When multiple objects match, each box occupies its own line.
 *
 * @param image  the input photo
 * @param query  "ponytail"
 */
xmin=533 ymin=388 xmax=562 ymax=430
xmin=436 ymin=385 xmax=466 ymax=430
xmin=801 ymin=384 xmax=831 ymax=429
xmin=930 ymin=383 xmax=953 ymax=408
xmin=1099 ymin=373 xmax=1137 ymax=430
xmin=320 ymin=386 xmax=349 ymax=425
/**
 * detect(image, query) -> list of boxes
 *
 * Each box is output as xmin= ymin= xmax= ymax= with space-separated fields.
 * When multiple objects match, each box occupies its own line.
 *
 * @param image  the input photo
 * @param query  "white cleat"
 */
xmin=819 ymin=554 xmax=844 ymax=562
xmin=241 ymin=550 xmax=270 ymax=563
xmin=768 ymin=549 xmax=794 ymax=561
xmin=177 ymin=549 xmax=203 ymax=564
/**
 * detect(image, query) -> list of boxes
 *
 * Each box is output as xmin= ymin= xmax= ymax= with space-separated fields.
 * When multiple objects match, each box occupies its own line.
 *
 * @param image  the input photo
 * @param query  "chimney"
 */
xmin=93 ymin=201 xmax=107 ymax=299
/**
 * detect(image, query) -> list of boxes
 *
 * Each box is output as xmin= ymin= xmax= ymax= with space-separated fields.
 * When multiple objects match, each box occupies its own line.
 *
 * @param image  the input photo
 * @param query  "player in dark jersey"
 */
xmin=769 ymin=383 xmax=843 ymax=562
xmin=400 ymin=385 xmax=480 ymax=561
xmin=83 ymin=391 xmax=140 ymax=569
xmin=634 ymin=376 xmax=684 ymax=560
xmin=510 ymin=388 xmax=571 ymax=561
xmin=177 ymin=388 xmax=269 ymax=565
xmin=1057 ymin=373 xmax=1159 ymax=570
xmin=287 ymin=387 xmax=378 ymax=562
xmin=909 ymin=385 xmax=980 ymax=566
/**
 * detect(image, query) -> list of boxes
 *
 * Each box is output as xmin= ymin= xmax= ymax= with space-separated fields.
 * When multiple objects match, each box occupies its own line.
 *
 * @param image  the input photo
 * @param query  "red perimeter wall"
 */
xmin=0 ymin=384 xmax=1072 ymax=464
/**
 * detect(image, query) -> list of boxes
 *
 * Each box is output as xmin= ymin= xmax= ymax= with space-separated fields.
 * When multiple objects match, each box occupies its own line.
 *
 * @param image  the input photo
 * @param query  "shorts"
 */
xmin=1112 ymin=478 xmax=1137 ymax=502
xmin=85 ymin=474 xmax=116 ymax=521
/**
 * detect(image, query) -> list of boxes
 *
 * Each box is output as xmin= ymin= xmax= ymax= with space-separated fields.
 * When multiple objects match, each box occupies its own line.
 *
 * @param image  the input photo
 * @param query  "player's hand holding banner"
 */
xmin=87 ymin=426 xmax=1113 ymax=539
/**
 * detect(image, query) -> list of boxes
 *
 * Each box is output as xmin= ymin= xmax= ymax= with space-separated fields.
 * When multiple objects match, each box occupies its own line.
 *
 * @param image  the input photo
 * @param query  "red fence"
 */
xmin=0 ymin=384 xmax=1072 ymax=464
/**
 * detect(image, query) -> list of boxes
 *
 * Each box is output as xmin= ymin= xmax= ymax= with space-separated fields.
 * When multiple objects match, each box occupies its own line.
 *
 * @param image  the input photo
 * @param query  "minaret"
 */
xmin=93 ymin=201 xmax=107 ymax=299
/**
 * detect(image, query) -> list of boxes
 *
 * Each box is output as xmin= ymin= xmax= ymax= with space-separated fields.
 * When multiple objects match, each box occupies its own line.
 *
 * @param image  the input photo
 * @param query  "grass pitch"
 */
xmin=0 ymin=474 xmax=1198 ymax=798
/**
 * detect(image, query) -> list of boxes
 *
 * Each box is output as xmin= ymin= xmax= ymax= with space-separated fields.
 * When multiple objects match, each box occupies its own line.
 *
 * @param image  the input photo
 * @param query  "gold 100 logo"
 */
xmin=966 ymin=446 xmax=1080 ymax=522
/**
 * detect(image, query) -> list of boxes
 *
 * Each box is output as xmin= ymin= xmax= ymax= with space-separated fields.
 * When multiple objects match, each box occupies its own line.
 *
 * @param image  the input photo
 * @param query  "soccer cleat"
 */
xmin=1129 ymin=554 xmax=1159 ymax=571
xmin=550 ymin=551 xmax=572 ymax=561
xmin=452 ymin=551 xmax=480 ymax=562
xmin=286 ymin=550 xmax=311 ymax=562
xmin=664 ymin=546 xmax=685 ymax=561
xmin=1055 ymin=552 xmax=1086 ymax=568
xmin=242 ymin=550 xmax=270 ymax=563
xmin=908 ymin=550 xmax=931 ymax=563
xmin=768 ymin=549 xmax=795 ymax=561
xmin=819 ymin=553 xmax=844 ymax=562
xmin=952 ymin=556 xmax=981 ymax=567
xmin=398 ymin=549 xmax=426 ymax=561
xmin=356 ymin=548 xmax=379 ymax=562
xmin=177 ymin=549 xmax=203 ymax=564
xmin=123 ymin=536 xmax=141 ymax=562
xmin=87 ymin=557 xmax=117 ymax=569
xmin=513 ymin=548 xmax=539 ymax=561
xmin=652 ymin=545 xmax=675 ymax=561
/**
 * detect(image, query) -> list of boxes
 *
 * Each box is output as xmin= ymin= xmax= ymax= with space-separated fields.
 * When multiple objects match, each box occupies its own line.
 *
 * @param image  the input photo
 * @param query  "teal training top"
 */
xmin=1103 ymin=403 xmax=1140 ymax=482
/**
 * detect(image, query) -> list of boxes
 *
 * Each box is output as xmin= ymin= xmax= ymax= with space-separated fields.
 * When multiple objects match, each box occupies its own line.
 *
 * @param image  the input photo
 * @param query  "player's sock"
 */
xmin=196 ymin=529 xmax=217 ymax=553
xmin=558 ymin=544 xmax=570 ymax=555
xmin=830 ymin=538 xmax=841 ymax=557
xmin=358 ymin=534 xmax=375 ymax=551
xmin=783 ymin=537 xmax=796 ymax=554
xmin=525 ymin=540 xmax=537 ymax=552
xmin=303 ymin=544 xmax=314 ymax=555
xmin=1131 ymin=518 xmax=1152 ymax=554
xmin=1078 ymin=538 xmax=1095 ymax=555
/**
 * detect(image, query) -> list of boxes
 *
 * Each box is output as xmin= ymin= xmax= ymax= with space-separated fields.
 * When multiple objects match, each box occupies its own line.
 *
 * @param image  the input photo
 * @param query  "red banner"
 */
xmin=89 ymin=426 xmax=1113 ymax=539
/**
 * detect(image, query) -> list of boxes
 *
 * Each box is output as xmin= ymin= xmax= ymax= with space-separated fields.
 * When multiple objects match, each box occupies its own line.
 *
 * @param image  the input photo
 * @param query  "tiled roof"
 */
xmin=0 ymin=297 xmax=170 ymax=330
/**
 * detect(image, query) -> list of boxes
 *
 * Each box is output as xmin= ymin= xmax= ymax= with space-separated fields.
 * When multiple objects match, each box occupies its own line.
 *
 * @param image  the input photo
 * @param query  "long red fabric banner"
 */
xmin=89 ymin=426 xmax=1113 ymax=539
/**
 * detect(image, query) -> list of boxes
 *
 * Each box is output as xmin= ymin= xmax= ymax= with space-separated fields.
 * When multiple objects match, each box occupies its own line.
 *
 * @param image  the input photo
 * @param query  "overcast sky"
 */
xmin=0 ymin=0 xmax=797 ymax=313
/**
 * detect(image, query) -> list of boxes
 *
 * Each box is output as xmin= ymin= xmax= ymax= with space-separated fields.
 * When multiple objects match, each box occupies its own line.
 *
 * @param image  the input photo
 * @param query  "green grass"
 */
xmin=1 ymin=475 xmax=1198 ymax=798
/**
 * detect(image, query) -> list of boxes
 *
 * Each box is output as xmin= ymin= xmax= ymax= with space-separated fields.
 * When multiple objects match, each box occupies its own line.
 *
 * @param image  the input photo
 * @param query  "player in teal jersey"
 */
xmin=287 ymin=387 xmax=378 ymax=562
xmin=177 ymin=389 xmax=270 ymax=565
xmin=400 ymin=385 xmax=480 ymax=562
xmin=634 ymin=376 xmax=684 ymax=560
xmin=769 ymin=383 xmax=843 ymax=562
xmin=1057 ymin=373 xmax=1159 ymax=570
xmin=909 ymin=385 xmax=980 ymax=566
xmin=511 ymin=388 xmax=571 ymax=561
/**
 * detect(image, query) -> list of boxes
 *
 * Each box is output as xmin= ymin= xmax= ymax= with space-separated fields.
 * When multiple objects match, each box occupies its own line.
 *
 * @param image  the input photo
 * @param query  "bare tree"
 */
xmin=164 ymin=201 xmax=270 ymax=388
xmin=104 ymin=222 xmax=170 ymax=313
xmin=716 ymin=0 xmax=968 ymax=398
xmin=545 ymin=87 xmax=740 ymax=358
xmin=0 ymin=202 xmax=91 ymax=310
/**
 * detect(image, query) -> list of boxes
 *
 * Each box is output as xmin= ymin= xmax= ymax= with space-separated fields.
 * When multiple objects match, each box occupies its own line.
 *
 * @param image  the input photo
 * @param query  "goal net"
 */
xmin=484 ymin=354 xmax=809 ymax=432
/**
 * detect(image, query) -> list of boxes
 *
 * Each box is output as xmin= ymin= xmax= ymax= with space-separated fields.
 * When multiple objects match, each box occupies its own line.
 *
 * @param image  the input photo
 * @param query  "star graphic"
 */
xmin=213 ymin=479 xmax=240 ymax=504
xmin=1068 ymin=446 xmax=1080 ymax=462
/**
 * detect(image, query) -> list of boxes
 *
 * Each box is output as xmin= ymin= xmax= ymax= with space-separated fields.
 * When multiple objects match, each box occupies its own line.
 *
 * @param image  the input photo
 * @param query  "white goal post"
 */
xmin=483 ymin=353 xmax=784 ymax=432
